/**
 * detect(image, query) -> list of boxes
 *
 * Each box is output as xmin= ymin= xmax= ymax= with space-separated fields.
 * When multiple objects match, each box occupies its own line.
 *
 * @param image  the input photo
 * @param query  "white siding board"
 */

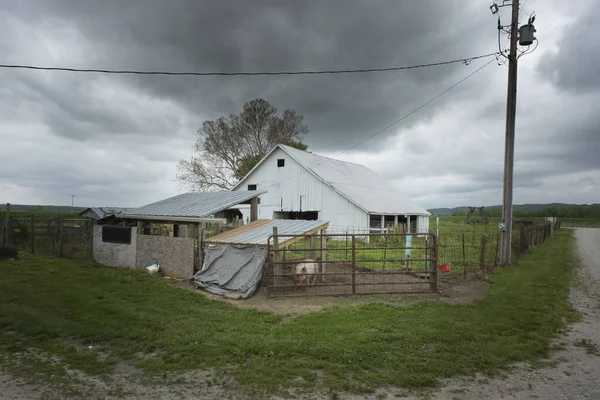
xmin=233 ymin=148 xmax=369 ymax=232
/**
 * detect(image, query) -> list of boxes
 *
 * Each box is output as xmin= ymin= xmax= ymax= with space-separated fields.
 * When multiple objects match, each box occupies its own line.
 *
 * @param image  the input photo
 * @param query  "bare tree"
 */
xmin=177 ymin=98 xmax=308 ymax=191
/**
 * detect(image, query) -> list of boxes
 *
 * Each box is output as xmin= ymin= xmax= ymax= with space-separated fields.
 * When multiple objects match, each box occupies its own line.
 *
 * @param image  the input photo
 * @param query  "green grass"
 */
xmin=0 ymin=230 xmax=578 ymax=394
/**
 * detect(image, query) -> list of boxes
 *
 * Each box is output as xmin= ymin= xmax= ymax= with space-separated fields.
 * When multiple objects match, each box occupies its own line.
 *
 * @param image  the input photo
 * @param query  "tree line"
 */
xmin=450 ymin=204 xmax=600 ymax=219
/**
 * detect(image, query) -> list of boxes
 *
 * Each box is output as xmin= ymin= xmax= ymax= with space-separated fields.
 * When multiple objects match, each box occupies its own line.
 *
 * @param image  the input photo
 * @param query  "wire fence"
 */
xmin=0 ymin=216 xmax=93 ymax=259
xmin=1 ymin=214 xmax=561 ymax=289
xmin=436 ymin=220 xmax=559 ymax=282
xmin=267 ymin=233 xmax=437 ymax=297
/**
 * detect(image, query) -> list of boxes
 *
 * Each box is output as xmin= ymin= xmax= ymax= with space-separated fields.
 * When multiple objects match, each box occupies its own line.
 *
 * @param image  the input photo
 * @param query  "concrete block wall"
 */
xmin=93 ymin=225 xmax=137 ymax=268
xmin=135 ymin=235 xmax=194 ymax=279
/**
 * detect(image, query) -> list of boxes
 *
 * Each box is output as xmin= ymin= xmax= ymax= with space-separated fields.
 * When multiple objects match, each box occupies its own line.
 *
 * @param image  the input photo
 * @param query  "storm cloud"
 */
xmin=0 ymin=0 xmax=598 ymax=208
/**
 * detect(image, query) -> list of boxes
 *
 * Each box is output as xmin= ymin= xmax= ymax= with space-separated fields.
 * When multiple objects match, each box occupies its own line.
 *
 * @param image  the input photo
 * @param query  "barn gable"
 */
xmin=234 ymin=145 xmax=430 ymax=217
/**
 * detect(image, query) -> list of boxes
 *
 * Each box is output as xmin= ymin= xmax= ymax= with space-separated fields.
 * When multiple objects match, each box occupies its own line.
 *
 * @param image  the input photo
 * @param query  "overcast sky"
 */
xmin=0 ymin=0 xmax=598 ymax=209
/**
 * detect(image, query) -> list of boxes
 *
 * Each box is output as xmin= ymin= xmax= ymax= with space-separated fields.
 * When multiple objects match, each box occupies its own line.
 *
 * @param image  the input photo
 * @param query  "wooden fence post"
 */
xmin=0 ymin=218 xmax=4 ymax=245
xmin=479 ymin=234 xmax=487 ymax=272
xmin=519 ymin=223 xmax=525 ymax=255
xmin=57 ymin=215 xmax=64 ymax=258
xmin=530 ymin=225 xmax=534 ymax=249
xmin=461 ymin=233 xmax=466 ymax=266
xmin=494 ymin=233 xmax=500 ymax=266
xmin=318 ymin=229 xmax=327 ymax=282
xmin=30 ymin=215 xmax=35 ymax=254
xmin=382 ymin=233 xmax=388 ymax=270
xmin=345 ymin=231 xmax=348 ymax=261
xmin=351 ymin=235 xmax=356 ymax=295
xmin=7 ymin=217 xmax=14 ymax=246
xmin=430 ymin=234 xmax=438 ymax=292
xmin=4 ymin=203 xmax=10 ymax=244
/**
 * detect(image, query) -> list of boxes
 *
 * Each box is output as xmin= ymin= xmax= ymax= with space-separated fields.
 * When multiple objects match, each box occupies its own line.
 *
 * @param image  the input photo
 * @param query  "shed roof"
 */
xmin=123 ymin=191 xmax=266 ymax=219
xmin=80 ymin=207 xmax=128 ymax=220
xmin=206 ymin=219 xmax=329 ymax=246
xmin=235 ymin=145 xmax=430 ymax=216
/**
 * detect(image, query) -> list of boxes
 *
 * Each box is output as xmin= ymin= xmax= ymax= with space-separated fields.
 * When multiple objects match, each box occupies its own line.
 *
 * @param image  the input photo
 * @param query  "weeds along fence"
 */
xmin=266 ymin=232 xmax=438 ymax=297
xmin=0 ymin=216 xmax=93 ymax=259
xmin=436 ymin=220 xmax=560 ymax=281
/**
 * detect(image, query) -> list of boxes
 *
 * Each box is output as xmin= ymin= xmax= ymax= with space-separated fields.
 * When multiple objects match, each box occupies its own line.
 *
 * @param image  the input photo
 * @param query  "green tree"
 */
xmin=177 ymin=99 xmax=309 ymax=191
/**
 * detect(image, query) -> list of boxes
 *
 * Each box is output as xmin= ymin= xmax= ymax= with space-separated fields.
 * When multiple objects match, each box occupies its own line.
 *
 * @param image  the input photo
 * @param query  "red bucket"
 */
xmin=438 ymin=264 xmax=451 ymax=273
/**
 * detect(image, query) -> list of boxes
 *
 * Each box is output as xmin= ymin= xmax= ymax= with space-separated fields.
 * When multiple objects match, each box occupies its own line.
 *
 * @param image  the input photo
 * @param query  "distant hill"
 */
xmin=0 ymin=204 xmax=87 ymax=213
xmin=428 ymin=203 xmax=600 ymax=218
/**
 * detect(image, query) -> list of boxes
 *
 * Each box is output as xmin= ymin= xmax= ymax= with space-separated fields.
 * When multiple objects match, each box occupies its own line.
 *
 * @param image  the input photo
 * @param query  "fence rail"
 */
xmin=1 ymin=214 xmax=561 ymax=294
xmin=266 ymin=233 xmax=438 ymax=297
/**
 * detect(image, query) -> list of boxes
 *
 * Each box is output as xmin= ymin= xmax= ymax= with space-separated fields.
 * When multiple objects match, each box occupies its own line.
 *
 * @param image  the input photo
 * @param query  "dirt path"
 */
xmin=405 ymin=228 xmax=600 ymax=400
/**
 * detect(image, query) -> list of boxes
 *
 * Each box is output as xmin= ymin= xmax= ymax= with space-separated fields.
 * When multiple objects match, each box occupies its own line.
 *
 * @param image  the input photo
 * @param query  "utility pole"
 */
xmin=491 ymin=0 xmax=537 ymax=265
xmin=70 ymin=195 xmax=76 ymax=207
xmin=500 ymin=0 xmax=519 ymax=265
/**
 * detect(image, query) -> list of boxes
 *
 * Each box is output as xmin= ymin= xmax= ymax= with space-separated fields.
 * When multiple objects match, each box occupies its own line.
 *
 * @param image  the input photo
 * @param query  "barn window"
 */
xmin=102 ymin=226 xmax=132 ymax=244
xmin=277 ymin=159 xmax=285 ymax=167
xmin=247 ymin=184 xmax=257 ymax=191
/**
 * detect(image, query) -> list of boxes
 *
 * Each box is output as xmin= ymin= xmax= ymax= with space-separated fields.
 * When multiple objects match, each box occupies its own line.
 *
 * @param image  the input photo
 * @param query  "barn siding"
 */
xmin=233 ymin=148 xmax=369 ymax=232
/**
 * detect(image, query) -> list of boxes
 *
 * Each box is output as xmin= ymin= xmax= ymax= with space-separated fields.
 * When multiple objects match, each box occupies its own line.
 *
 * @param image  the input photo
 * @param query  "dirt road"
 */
xmin=1 ymin=228 xmax=599 ymax=400
xmin=408 ymin=228 xmax=600 ymax=400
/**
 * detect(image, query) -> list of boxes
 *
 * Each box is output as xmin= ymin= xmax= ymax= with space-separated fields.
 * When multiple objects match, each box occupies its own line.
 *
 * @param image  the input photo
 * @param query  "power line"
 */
xmin=255 ymin=57 xmax=497 ymax=192
xmin=332 ymin=57 xmax=497 ymax=158
xmin=0 ymin=52 xmax=499 ymax=77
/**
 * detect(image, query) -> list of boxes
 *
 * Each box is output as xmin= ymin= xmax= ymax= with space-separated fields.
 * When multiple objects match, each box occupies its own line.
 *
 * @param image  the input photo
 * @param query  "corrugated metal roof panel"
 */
xmin=279 ymin=145 xmax=431 ymax=216
xmin=207 ymin=219 xmax=329 ymax=246
xmin=125 ymin=191 xmax=265 ymax=218
xmin=81 ymin=207 xmax=128 ymax=220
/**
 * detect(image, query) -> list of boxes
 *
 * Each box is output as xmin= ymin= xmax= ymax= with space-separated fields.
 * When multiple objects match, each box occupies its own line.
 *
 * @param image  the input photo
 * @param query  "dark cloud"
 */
xmin=538 ymin=3 xmax=600 ymax=93
xmin=2 ymin=0 xmax=497 ymax=151
xmin=0 ymin=0 xmax=598 ymax=208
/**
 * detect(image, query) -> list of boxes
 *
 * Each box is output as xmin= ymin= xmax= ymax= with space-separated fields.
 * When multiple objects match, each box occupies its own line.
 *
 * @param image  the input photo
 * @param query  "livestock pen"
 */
xmin=267 ymin=232 xmax=438 ymax=297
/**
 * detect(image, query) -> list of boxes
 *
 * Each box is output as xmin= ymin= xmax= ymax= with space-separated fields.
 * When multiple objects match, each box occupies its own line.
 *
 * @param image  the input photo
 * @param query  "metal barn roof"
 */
xmin=237 ymin=145 xmax=430 ymax=216
xmin=80 ymin=207 xmax=128 ymax=220
xmin=123 ymin=191 xmax=266 ymax=219
xmin=205 ymin=219 xmax=329 ymax=246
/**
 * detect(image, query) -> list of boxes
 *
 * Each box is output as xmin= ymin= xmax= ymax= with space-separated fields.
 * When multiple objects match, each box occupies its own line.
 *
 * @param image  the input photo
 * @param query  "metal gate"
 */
xmin=266 ymin=232 xmax=438 ymax=297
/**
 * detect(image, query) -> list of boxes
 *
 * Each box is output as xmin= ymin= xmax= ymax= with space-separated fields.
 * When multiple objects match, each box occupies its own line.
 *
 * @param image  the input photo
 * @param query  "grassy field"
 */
xmin=0 ymin=230 xmax=577 ymax=395
xmin=283 ymin=220 xmax=503 ymax=274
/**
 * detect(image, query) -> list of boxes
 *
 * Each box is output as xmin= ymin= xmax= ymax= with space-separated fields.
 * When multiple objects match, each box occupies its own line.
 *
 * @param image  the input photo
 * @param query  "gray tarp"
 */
xmin=192 ymin=244 xmax=267 ymax=299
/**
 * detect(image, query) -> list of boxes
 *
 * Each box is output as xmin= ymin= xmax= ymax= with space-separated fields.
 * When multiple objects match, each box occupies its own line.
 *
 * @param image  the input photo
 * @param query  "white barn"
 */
xmin=231 ymin=145 xmax=431 ymax=234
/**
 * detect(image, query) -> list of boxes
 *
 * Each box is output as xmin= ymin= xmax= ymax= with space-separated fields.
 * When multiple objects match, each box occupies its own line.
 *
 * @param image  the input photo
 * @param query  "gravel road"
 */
xmin=2 ymin=228 xmax=599 ymax=400
xmin=405 ymin=228 xmax=600 ymax=400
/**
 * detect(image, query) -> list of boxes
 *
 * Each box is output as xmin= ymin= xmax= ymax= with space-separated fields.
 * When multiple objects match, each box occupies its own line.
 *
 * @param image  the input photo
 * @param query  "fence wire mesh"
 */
xmin=266 ymin=233 xmax=438 ymax=297
xmin=1 ymin=217 xmax=93 ymax=259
